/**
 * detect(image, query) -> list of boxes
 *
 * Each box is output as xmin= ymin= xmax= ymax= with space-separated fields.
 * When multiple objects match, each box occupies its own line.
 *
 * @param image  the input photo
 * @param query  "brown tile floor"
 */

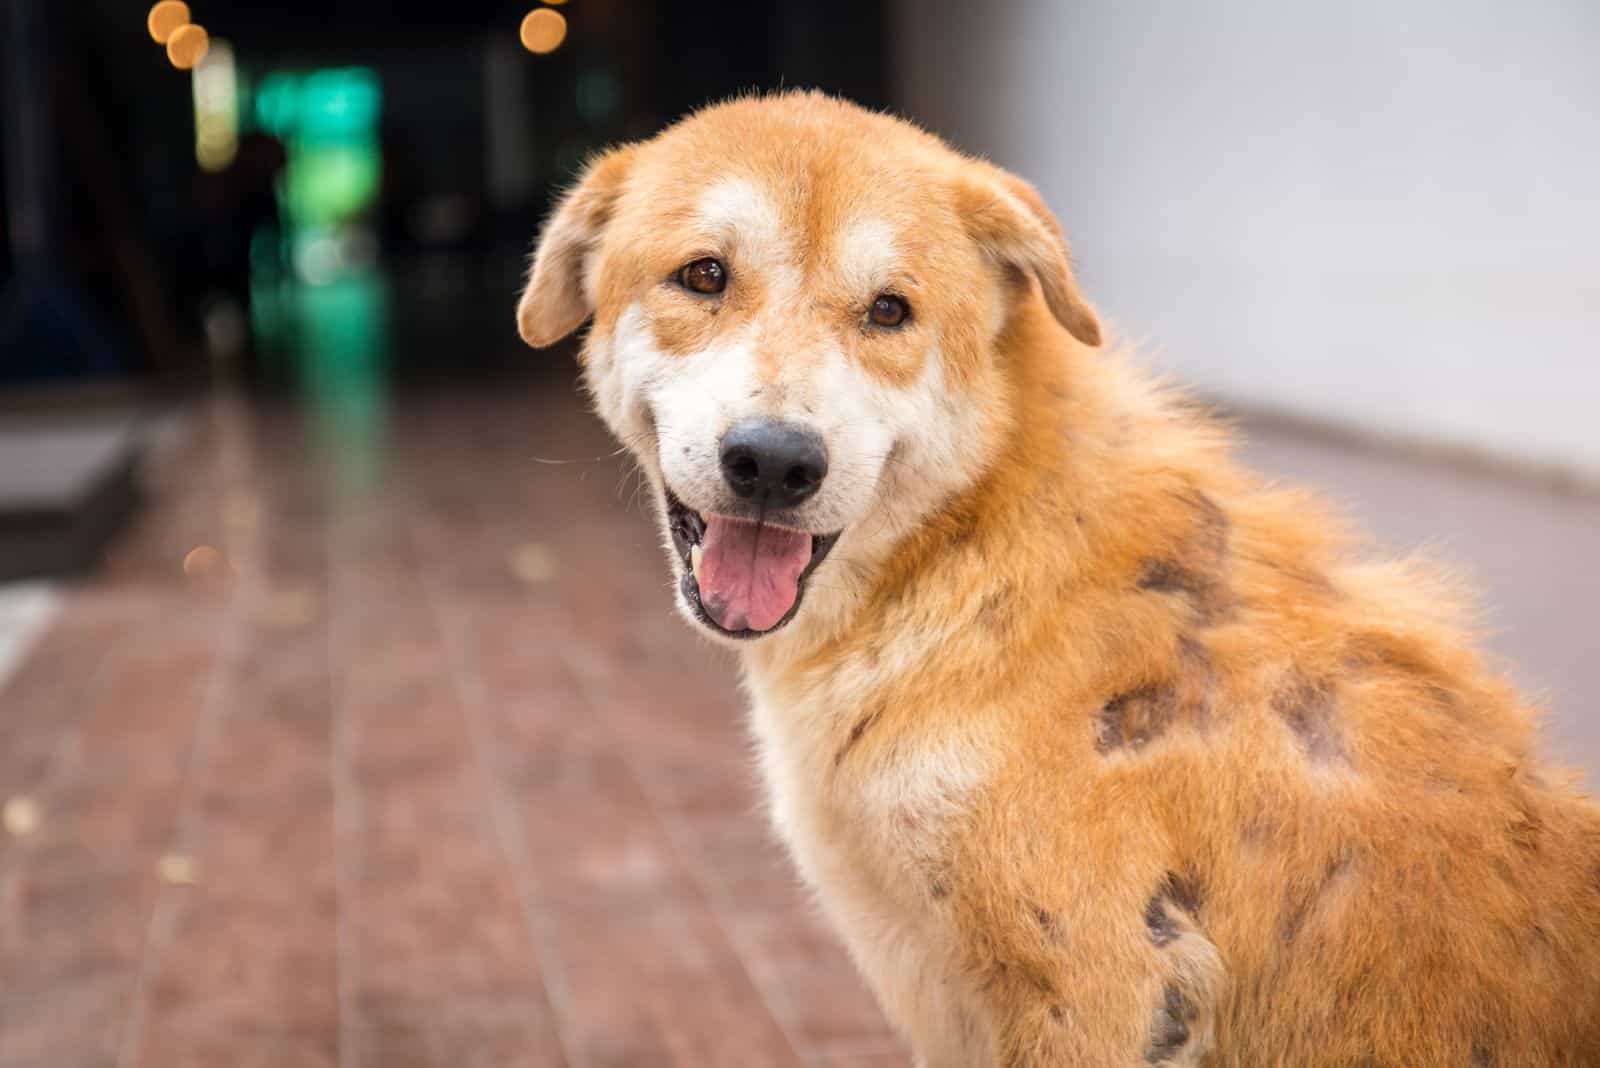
xmin=1 ymin=374 xmax=1596 ymax=1066
xmin=0 ymin=382 xmax=906 ymax=1068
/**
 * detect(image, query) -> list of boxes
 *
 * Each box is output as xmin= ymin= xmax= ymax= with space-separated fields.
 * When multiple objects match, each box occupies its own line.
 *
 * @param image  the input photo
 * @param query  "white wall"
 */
xmin=895 ymin=0 xmax=1600 ymax=476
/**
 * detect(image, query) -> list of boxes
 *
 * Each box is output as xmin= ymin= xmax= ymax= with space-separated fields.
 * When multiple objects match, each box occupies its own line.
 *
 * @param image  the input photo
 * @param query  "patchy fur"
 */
xmin=519 ymin=92 xmax=1600 ymax=1067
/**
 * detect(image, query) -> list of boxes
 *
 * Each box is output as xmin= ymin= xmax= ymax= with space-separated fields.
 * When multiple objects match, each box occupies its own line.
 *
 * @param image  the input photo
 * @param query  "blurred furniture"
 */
xmin=0 ymin=406 xmax=143 ymax=580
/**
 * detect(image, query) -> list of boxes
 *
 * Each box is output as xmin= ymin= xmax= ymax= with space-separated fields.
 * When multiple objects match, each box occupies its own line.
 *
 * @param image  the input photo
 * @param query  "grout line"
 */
xmin=328 ymin=508 xmax=362 ymax=1068
xmin=113 ymin=395 xmax=259 ymax=1068
xmin=111 ymin=584 xmax=248 ymax=1068
xmin=400 ymin=466 xmax=586 ymax=1068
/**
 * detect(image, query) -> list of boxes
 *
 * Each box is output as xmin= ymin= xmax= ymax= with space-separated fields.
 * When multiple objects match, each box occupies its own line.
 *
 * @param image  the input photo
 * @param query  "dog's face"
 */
xmin=518 ymin=94 xmax=1099 ymax=643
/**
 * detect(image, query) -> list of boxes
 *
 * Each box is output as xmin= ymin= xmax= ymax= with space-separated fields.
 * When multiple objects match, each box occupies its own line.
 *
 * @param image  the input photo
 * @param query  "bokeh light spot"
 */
xmin=147 ymin=0 xmax=190 ymax=44
xmin=3 ymin=797 xmax=40 ymax=837
xmin=158 ymin=854 xmax=200 ymax=886
xmin=520 ymin=9 xmax=567 ymax=54
xmin=509 ymin=542 xmax=556 ymax=584
xmin=183 ymin=544 xmax=225 ymax=578
xmin=167 ymin=23 xmax=210 ymax=70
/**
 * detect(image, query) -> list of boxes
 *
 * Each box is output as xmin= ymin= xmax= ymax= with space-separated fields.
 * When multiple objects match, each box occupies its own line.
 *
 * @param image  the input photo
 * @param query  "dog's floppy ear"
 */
xmin=517 ymin=144 xmax=638 ymax=348
xmin=958 ymin=168 xmax=1102 ymax=347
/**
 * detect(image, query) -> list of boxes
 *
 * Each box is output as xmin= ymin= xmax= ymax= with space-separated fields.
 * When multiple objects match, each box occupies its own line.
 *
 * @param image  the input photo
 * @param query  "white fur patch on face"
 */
xmin=593 ymin=295 xmax=997 ymax=640
xmin=582 ymin=178 xmax=1003 ymax=647
xmin=652 ymin=339 xmax=761 ymax=510
xmin=835 ymin=215 xmax=900 ymax=296
xmin=696 ymin=178 xmax=797 ymax=289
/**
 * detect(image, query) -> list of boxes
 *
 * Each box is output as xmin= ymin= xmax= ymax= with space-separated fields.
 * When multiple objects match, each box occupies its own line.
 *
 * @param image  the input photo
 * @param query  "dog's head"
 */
xmin=518 ymin=92 xmax=1100 ymax=644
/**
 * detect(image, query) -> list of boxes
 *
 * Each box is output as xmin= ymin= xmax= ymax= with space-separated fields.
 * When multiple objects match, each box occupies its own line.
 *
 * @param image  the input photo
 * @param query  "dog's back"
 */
xmin=791 ymin=297 xmax=1600 ymax=1065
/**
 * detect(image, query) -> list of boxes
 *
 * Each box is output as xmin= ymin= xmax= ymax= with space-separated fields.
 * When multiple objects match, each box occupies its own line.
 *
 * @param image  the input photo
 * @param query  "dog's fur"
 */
xmin=518 ymin=92 xmax=1600 ymax=1066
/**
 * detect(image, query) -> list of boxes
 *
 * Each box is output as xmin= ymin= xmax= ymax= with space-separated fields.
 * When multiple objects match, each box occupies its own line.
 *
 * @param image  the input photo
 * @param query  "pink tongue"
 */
xmin=697 ymin=516 xmax=813 ymax=633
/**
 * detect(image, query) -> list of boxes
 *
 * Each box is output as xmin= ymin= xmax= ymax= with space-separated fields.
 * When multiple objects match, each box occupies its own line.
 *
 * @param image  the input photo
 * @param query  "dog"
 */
xmin=517 ymin=92 xmax=1600 ymax=1066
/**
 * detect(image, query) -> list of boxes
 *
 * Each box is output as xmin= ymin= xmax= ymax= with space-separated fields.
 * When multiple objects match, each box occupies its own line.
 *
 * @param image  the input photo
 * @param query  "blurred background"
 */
xmin=0 ymin=1 xmax=1594 ymax=1065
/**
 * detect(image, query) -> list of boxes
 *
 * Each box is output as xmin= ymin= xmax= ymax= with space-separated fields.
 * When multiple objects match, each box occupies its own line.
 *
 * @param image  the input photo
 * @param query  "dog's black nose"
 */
xmin=719 ymin=419 xmax=828 ymax=507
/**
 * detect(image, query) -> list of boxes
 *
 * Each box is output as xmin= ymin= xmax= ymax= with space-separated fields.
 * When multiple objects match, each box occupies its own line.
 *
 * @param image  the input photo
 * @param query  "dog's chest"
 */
xmin=745 ymin=674 xmax=993 ymax=1058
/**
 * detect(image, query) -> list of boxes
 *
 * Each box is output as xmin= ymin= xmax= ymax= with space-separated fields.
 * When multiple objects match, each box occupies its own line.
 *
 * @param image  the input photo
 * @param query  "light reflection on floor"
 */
xmin=253 ymin=265 xmax=391 ymax=494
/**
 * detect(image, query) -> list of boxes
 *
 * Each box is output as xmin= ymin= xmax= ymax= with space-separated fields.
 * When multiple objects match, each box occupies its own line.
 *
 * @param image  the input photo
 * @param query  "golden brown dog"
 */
xmin=517 ymin=92 xmax=1600 ymax=1067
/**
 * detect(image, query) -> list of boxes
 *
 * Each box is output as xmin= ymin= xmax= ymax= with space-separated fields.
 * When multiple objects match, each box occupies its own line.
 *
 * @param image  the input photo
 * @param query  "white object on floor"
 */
xmin=0 ymin=583 xmax=62 ymax=692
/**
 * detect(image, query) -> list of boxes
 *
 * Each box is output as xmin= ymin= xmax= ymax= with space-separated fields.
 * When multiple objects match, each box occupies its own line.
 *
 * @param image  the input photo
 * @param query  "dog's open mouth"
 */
xmin=666 ymin=489 xmax=840 ymax=639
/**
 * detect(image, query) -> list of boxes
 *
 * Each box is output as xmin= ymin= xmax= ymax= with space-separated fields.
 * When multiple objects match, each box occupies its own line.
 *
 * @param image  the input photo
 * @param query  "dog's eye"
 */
xmin=869 ymin=294 xmax=910 ymax=329
xmin=677 ymin=258 xmax=727 ymax=295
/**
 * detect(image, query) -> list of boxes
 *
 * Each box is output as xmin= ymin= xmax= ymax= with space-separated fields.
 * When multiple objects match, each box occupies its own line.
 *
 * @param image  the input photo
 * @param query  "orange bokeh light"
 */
xmin=520 ymin=9 xmax=567 ymax=54
xmin=147 ymin=0 xmax=191 ymax=45
xmin=182 ymin=544 xmax=223 ymax=577
xmin=167 ymin=23 xmax=210 ymax=69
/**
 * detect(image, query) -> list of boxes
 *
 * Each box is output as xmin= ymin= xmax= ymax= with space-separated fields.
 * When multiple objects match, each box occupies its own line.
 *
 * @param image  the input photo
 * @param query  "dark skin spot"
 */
xmin=1145 ymin=871 xmax=1204 ymax=948
xmin=1471 ymin=1042 xmax=1493 ymax=1067
xmin=1280 ymin=854 xmax=1355 ymax=944
xmin=1049 ymin=1003 xmax=1066 ymax=1024
xmin=1137 ymin=490 xmax=1235 ymax=625
xmin=930 ymin=874 xmax=951 ymax=900
xmin=1096 ymin=642 xmax=1213 ymax=753
xmin=1032 ymin=903 xmax=1064 ymax=943
xmin=1145 ymin=895 xmax=1180 ymax=948
xmin=1146 ymin=984 xmax=1196 ymax=1063
xmin=1273 ymin=677 xmax=1347 ymax=767
xmin=1162 ymin=870 xmax=1204 ymax=916
xmin=833 ymin=704 xmax=884 ymax=768
xmin=1097 ymin=684 xmax=1178 ymax=753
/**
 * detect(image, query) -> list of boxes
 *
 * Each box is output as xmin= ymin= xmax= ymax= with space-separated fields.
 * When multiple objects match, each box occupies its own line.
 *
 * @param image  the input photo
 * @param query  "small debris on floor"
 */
xmin=182 ymin=545 xmax=226 ymax=580
xmin=157 ymin=854 xmax=200 ymax=886
xmin=3 ymin=797 xmax=40 ymax=836
xmin=509 ymin=542 xmax=556 ymax=584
